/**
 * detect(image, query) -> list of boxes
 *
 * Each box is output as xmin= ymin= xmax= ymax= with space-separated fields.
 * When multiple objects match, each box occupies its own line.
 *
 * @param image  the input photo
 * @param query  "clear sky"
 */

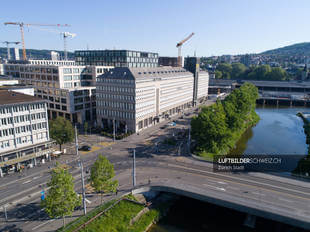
xmin=1 ymin=0 xmax=310 ymax=57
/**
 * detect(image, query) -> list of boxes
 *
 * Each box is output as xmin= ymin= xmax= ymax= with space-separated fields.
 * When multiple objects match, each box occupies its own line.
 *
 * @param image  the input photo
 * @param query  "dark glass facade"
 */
xmin=74 ymin=50 xmax=159 ymax=67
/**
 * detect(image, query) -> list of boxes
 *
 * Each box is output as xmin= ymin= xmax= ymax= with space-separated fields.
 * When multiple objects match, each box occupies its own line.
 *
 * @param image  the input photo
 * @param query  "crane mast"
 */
xmin=176 ymin=32 xmax=194 ymax=67
xmin=62 ymin=32 xmax=76 ymax=60
xmin=4 ymin=22 xmax=70 ymax=60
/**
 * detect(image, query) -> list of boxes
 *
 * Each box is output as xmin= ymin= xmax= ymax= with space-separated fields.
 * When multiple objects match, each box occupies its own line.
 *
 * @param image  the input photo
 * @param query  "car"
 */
xmin=79 ymin=145 xmax=91 ymax=151
xmin=167 ymin=122 xmax=176 ymax=126
xmin=180 ymin=116 xmax=184 ymax=119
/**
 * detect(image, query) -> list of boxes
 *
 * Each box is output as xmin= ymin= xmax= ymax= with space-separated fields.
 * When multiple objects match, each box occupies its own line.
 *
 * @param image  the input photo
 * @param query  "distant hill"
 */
xmin=0 ymin=47 xmax=74 ymax=60
xmin=261 ymin=42 xmax=310 ymax=56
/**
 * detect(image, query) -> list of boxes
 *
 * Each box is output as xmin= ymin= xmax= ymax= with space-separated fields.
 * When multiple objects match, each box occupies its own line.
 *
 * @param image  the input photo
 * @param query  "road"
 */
xmin=0 ymin=101 xmax=310 ymax=231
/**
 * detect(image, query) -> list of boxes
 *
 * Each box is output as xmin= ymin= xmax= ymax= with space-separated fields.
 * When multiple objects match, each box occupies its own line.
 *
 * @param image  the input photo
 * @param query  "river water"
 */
xmin=149 ymin=106 xmax=309 ymax=232
xmin=229 ymin=106 xmax=308 ymax=155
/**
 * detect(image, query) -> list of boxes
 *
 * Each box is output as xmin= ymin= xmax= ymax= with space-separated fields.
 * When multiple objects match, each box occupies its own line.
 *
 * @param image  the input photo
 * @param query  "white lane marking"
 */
xmin=23 ymin=180 xmax=32 ymax=184
xmin=217 ymin=181 xmax=227 ymax=185
xmin=85 ymin=198 xmax=91 ymax=204
xmin=226 ymin=186 xmax=240 ymax=191
xmin=203 ymin=184 xmax=226 ymax=191
xmin=251 ymin=191 xmax=265 ymax=196
xmin=278 ymin=197 xmax=294 ymax=203
xmin=32 ymin=219 xmax=55 ymax=231
xmin=33 ymin=176 xmax=40 ymax=180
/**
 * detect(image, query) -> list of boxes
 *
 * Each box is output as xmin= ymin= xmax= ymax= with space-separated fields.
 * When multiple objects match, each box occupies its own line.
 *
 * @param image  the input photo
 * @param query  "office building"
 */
xmin=4 ymin=61 xmax=113 ymax=124
xmin=184 ymin=57 xmax=209 ymax=106
xmin=75 ymin=50 xmax=159 ymax=67
xmin=0 ymin=64 xmax=4 ymax=75
xmin=51 ymin=51 xmax=60 ymax=61
xmin=158 ymin=57 xmax=178 ymax=67
xmin=10 ymin=48 xmax=20 ymax=61
xmin=96 ymin=66 xmax=209 ymax=133
xmin=0 ymin=90 xmax=53 ymax=177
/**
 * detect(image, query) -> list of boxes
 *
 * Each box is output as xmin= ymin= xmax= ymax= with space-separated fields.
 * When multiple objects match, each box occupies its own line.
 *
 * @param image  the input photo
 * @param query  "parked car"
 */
xmin=79 ymin=145 xmax=91 ymax=151
xmin=167 ymin=122 xmax=176 ymax=126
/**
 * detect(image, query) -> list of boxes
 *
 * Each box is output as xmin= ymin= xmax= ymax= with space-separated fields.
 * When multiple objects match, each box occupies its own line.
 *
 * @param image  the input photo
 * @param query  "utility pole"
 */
xmin=75 ymin=126 xmax=87 ymax=215
xmin=113 ymin=118 xmax=116 ymax=142
xmin=132 ymin=149 xmax=136 ymax=187
xmin=187 ymin=126 xmax=191 ymax=153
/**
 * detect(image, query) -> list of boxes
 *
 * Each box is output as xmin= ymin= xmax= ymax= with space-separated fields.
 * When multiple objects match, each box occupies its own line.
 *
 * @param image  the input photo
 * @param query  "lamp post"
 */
xmin=75 ymin=126 xmax=87 ymax=215
xmin=132 ymin=149 xmax=136 ymax=187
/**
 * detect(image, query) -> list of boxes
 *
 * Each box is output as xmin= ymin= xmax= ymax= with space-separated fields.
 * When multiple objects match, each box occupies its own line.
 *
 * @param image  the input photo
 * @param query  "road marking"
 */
xmin=23 ymin=180 xmax=32 ymax=184
xmin=251 ymin=191 xmax=265 ymax=196
xmin=167 ymin=163 xmax=310 ymax=200
xmin=33 ymin=176 xmax=40 ymax=180
xmin=32 ymin=219 xmax=55 ymax=231
xmin=278 ymin=197 xmax=294 ymax=203
xmin=217 ymin=181 xmax=227 ymax=185
xmin=203 ymin=184 xmax=226 ymax=191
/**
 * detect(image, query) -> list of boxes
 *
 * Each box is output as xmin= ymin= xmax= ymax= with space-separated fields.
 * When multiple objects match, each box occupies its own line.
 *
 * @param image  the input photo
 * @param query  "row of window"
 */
xmin=0 ymin=113 xmax=46 ymax=126
xmin=49 ymin=104 xmax=67 ymax=111
xmin=98 ymin=85 xmax=134 ymax=93
xmin=98 ymin=109 xmax=134 ymax=119
xmin=0 ymin=122 xmax=47 ymax=138
xmin=99 ymin=101 xmax=134 ymax=110
xmin=98 ymin=78 xmax=134 ymax=84
xmin=0 ymin=132 xmax=47 ymax=149
xmin=0 ymin=103 xmax=45 ymax=115
xmin=97 ymin=94 xmax=134 ymax=101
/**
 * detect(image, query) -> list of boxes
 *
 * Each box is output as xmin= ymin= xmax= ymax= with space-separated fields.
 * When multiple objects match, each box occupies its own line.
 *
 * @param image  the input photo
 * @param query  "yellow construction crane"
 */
xmin=4 ymin=22 xmax=70 ymax=60
xmin=176 ymin=32 xmax=194 ymax=67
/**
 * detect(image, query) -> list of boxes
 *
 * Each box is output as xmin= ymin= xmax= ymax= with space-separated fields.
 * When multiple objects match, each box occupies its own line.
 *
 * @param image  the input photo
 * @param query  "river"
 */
xmin=229 ymin=105 xmax=308 ymax=155
xmin=149 ymin=106 xmax=309 ymax=232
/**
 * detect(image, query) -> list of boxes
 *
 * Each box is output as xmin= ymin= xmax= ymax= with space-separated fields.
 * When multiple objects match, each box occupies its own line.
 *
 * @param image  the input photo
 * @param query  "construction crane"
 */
xmin=176 ymin=32 xmax=195 ymax=67
xmin=2 ymin=41 xmax=20 ymax=60
xmin=4 ymin=22 xmax=70 ymax=60
xmin=61 ymin=32 xmax=76 ymax=60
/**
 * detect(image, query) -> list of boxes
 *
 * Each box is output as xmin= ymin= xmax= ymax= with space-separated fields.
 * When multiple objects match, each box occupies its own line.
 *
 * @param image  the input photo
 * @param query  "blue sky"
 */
xmin=1 ymin=0 xmax=310 ymax=57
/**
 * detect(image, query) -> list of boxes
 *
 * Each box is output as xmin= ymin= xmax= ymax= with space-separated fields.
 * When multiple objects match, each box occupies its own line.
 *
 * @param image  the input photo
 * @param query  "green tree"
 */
xmin=41 ymin=164 xmax=81 ymax=228
xmin=266 ymin=67 xmax=287 ymax=81
xmin=247 ymin=65 xmax=272 ymax=80
xmin=90 ymin=155 xmax=118 ymax=203
xmin=217 ymin=63 xmax=232 ymax=79
xmin=231 ymin=63 xmax=247 ymax=79
xmin=49 ymin=117 xmax=74 ymax=151
xmin=215 ymin=70 xmax=223 ymax=79
xmin=191 ymin=101 xmax=230 ymax=154
xmin=84 ymin=122 xmax=88 ymax=135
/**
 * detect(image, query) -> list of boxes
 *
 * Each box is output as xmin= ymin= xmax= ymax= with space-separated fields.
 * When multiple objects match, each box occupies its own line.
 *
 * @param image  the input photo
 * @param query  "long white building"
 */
xmin=4 ymin=61 xmax=113 ymax=124
xmin=0 ymin=90 xmax=53 ymax=177
xmin=96 ymin=67 xmax=209 ymax=133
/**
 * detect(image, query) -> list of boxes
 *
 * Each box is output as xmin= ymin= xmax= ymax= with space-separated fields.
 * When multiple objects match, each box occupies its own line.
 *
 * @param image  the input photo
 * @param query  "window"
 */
xmin=64 ymin=75 xmax=72 ymax=81
xmin=63 ymin=68 xmax=72 ymax=74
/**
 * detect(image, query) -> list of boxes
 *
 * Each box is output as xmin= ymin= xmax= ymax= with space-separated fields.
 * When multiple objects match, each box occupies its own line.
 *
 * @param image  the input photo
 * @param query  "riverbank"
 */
xmin=191 ymin=83 xmax=260 ymax=160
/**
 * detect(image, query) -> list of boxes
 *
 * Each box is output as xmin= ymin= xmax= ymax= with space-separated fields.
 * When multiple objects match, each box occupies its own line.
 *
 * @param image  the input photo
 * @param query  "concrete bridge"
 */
xmin=132 ymin=164 xmax=310 ymax=231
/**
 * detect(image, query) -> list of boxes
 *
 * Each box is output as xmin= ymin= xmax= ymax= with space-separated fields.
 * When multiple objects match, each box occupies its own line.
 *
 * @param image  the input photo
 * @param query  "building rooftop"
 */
xmin=0 ymin=90 xmax=43 ymax=106
xmin=98 ymin=67 xmax=193 ymax=80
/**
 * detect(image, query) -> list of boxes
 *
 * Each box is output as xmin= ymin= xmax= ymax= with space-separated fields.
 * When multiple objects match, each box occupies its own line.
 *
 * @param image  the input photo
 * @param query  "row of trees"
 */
xmin=42 ymin=155 xmax=118 ymax=227
xmin=215 ymin=63 xmax=290 ymax=81
xmin=191 ymin=83 xmax=260 ymax=157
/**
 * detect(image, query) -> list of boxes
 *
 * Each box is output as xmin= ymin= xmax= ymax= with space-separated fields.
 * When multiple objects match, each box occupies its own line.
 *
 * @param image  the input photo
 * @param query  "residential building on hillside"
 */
xmin=75 ymin=50 xmax=159 ymax=67
xmin=0 ymin=90 xmax=53 ymax=177
xmin=96 ymin=66 xmax=209 ymax=133
xmin=4 ymin=62 xmax=113 ymax=124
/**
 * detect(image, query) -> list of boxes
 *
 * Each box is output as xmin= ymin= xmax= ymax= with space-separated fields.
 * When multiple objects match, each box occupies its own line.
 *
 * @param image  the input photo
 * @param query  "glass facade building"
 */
xmin=75 ymin=50 xmax=159 ymax=67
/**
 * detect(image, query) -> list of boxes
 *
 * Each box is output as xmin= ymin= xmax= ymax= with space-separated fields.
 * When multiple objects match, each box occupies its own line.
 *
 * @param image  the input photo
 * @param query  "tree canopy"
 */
xmin=41 ymin=164 xmax=81 ymax=227
xmin=49 ymin=117 xmax=74 ymax=151
xmin=215 ymin=62 xmax=289 ymax=81
xmin=90 ymin=155 xmax=118 ymax=203
xmin=191 ymin=83 xmax=259 ymax=157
